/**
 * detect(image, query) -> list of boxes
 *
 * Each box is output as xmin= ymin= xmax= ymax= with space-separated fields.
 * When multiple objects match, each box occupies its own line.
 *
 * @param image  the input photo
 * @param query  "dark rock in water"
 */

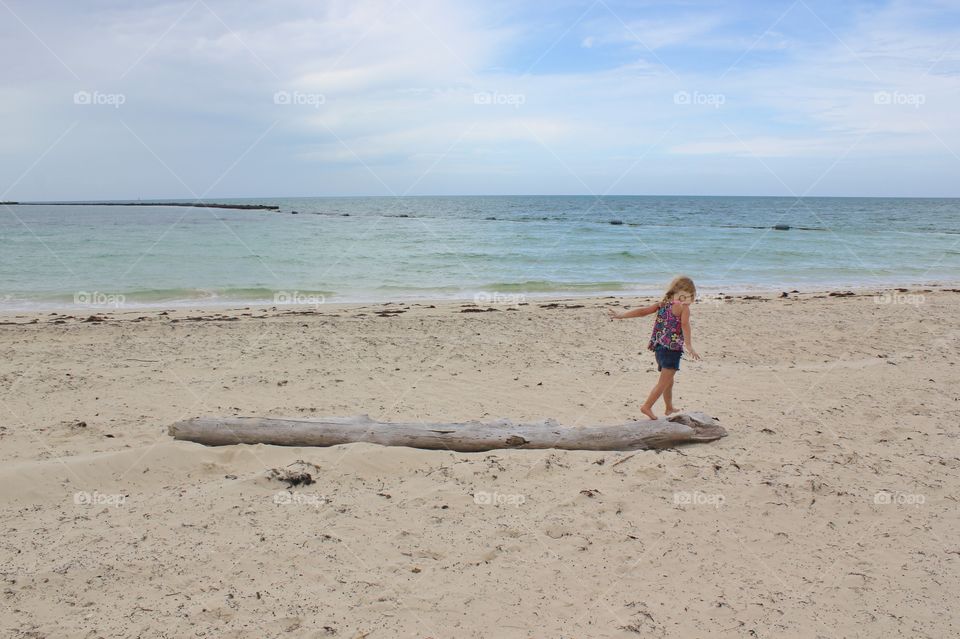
xmin=773 ymin=224 xmax=791 ymax=230
xmin=341 ymin=213 xmax=350 ymax=216
xmin=291 ymin=210 xmax=299 ymax=214
xmin=791 ymin=289 xmax=799 ymax=293
xmin=485 ymin=216 xmax=497 ymax=220
xmin=780 ymin=291 xmax=789 ymax=298
xmin=397 ymin=214 xmax=411 ymax=218
xmin=609 ymin=220 xmax=624 ymax=225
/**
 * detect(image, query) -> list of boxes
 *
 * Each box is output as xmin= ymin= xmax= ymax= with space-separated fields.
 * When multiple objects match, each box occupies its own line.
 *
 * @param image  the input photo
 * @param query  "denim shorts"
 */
xmin=654 ymin=345 xmax=682 ymax=371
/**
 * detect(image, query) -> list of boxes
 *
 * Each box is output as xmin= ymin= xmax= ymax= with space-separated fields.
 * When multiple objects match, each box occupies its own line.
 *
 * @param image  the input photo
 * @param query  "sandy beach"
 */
xmin=1 ymin=287 xmax=958 ymax=638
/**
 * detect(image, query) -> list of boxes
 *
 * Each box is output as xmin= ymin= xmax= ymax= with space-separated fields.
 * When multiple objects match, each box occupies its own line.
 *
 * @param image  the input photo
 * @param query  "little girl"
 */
xmin=607 ymin=276 xmax=701 ymax=420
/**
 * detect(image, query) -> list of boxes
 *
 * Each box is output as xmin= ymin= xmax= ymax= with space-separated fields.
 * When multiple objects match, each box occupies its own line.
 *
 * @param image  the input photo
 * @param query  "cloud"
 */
xmin=0 ymin=0 xmax=958 ymax=198
xmin=583 ymin=13 xmax=729 ymax=51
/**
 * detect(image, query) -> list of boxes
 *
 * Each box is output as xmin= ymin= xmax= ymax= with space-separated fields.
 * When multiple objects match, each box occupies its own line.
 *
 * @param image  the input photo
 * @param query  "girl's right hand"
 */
xmin=606 ymin=308 xmax=622 ymax=320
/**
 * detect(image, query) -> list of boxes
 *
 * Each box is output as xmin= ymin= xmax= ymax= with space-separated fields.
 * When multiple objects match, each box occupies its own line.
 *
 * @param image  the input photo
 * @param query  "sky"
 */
xmin=1 ymin=0 xmax=959 ymax=199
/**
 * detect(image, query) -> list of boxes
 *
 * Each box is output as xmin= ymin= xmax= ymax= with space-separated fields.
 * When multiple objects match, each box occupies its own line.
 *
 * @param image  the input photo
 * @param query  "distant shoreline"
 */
xmin=8 ymin=201 xmax=279 ymax=211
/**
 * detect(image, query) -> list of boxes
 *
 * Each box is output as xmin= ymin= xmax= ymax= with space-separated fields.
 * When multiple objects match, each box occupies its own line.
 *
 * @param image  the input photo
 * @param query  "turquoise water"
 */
xmin=1 ymin=196 xmax=958 ymax=310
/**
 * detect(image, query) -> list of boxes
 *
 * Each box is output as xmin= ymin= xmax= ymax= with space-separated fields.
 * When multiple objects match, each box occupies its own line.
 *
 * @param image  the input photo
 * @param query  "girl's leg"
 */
xmin=641 ymin=370 xmax=673 ymax=420
xmin=662 ymin=369 xmax=680 ymax=414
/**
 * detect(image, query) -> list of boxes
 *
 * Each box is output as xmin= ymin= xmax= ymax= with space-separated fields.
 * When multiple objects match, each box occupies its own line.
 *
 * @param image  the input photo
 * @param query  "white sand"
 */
xmin=1 ymin=288 xmax=957 ymax=637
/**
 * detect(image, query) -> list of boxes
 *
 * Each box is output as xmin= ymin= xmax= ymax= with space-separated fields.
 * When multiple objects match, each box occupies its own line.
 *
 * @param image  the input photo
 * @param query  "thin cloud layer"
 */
xmin=1 ymin=0 xmax=958 ymax=198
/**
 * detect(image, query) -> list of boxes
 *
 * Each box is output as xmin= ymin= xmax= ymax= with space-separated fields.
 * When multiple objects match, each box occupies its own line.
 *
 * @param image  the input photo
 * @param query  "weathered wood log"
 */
xmin=169 ymin=412 xmax=726 ymax=452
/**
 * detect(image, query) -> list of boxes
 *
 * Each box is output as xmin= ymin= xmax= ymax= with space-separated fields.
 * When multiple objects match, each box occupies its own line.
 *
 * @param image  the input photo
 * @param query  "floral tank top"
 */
xmin=648 ymin=301 xmax=684 ymax=351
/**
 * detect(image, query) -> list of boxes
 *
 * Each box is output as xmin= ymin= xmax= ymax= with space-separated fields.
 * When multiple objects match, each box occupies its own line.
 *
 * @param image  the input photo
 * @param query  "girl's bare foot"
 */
xmin=640 ymin=405 xmax=658 ymax=420
xmin=665 ymin=406 xmax=683 ymax=416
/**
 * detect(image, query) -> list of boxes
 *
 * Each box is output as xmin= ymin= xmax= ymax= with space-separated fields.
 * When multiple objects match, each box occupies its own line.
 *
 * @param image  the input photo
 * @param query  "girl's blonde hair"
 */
xmin=659 ymin=275 xmax=697 ymax=306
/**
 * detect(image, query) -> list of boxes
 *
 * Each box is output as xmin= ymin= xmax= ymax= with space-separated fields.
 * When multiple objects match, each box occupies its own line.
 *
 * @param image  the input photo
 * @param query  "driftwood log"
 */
xmin=169 ymin=412 xmax=726 ymax=452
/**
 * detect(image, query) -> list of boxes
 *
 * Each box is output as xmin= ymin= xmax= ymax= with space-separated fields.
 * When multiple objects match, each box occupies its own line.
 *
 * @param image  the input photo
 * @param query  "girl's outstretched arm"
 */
xmin=679 ymin=304 xmax=701 ymax=360
xmin=607 ymin=303 xmax=659 ymax=320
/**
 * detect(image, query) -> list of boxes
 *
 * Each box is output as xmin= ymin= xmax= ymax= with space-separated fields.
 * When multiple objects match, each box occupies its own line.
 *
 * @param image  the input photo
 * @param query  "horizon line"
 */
xmin=8 ymin=193 xmax=960 ymax=203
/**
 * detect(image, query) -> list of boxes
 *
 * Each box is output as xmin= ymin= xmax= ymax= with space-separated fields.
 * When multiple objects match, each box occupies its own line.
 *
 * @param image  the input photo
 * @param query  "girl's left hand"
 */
xmin=686 ymin=348 xmax=701 ymax=361
xmin=606 ymin=308 xmax=622 ymax=320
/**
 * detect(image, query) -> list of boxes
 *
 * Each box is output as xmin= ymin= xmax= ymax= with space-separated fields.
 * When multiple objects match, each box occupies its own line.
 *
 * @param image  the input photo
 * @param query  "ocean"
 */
xmin=1 ymin=195 xmax=958 ymax=310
